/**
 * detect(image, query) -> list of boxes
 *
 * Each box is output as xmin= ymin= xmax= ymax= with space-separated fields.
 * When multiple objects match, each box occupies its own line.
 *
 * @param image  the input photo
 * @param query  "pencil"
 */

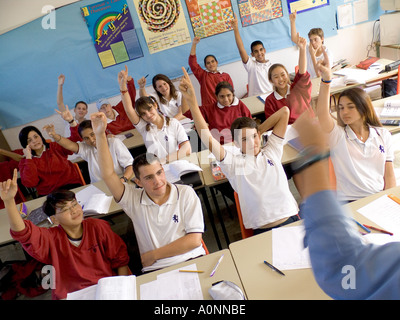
xmin=363 ymin=224 xmax=393 ymax=236
xmin=179 ymin=270 xmax=204 ymax=273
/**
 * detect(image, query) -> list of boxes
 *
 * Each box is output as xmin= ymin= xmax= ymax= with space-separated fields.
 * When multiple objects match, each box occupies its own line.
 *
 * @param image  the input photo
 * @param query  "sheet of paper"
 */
xmin=272 ymin=225 xmax=311 ymax=270
xmin=357 ymin=195 xmax=400 ymax=235
xmin=337 ymin=3 xmax=353 ymax=28
xmin=96 ymin=275 xmax=137 ymax=300
xmin=140 ymin=264 xmax=203 ymax=300
xmin=353 ymin=0 xmax=368 ymax=24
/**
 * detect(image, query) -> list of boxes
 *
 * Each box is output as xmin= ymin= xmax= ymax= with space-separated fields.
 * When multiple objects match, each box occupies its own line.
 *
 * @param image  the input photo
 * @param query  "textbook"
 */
xmin=75 ymin=185 xmax=113 ymax=217
xmin=66 ymin=275 xmax=137 ymax=300
xmin=379 ymin=100 xmax=400 ymax=118
xmin=333 ymin=68 xmax=379 ymax=85
xmin=163 ymin=160 xmax=202 ymax=183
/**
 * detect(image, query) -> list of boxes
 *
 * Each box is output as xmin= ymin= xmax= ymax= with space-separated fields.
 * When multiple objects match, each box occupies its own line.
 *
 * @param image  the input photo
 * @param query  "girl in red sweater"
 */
xmin=183 ymin=81 xmax=252 ymax=144
xmin=18 ymin=126 xmax=83 ymax=196
xmin=264 ymin=36 xmax=312 ymax=124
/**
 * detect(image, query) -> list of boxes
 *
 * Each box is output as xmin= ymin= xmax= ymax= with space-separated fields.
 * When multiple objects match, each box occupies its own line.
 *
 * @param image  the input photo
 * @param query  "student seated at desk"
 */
xmin=230 ymin=14 xmax=273 ymax=97
xmin=182 ymin=81 xmax=252 ymax=144
xmin=119 ymin=66 xmax=191 ymax=164
xmin=189 ymin=36 xmax=234 ymax=105
xmin=91 ymin=112 xmax=205 ymax=272
xmin=96 ymin=75 xmax=136 ymax=135
xmin=138 ymin=73 xmax=187 ymax=120
xmin=179 ymin=68 xmax=299 ymax=235
xmin=294 ymin=110 xmax=400 ymax=299
xmin=264 ymin=35 xmax=312 ymax=124
xmin=56 ymin=74 xmax=88 ymax=137
xmin=18 ymin=126 xmax=83 ymax=196
xmin=43 ymin=116 xmax=133 ymax=184
xmin=0 ymin=176 xmax=130 ymax=300
xmin=316 ymin=54 xmax=396 ymax=202
xmin=289 ymin=10 xmax=333 ymax=78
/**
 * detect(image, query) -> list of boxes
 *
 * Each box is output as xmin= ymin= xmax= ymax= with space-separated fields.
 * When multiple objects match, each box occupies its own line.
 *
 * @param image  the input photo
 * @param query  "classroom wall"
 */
xmin=2 ymin=19 xmax=379 ymax=150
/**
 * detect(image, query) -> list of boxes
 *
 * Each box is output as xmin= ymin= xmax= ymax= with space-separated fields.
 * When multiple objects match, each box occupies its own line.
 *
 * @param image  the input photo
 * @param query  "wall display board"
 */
xmin=287 ymin=0 xmax=329 ymax=14
xmin=238 ymin=0 xmax=283 ymax=27
xmin=133 ymin=0 xmax=191 ymax=53
xmin=185 ymin=0 xmax=235 ymax=38
xmin=81 ymin=0 xmax=143 ymax=68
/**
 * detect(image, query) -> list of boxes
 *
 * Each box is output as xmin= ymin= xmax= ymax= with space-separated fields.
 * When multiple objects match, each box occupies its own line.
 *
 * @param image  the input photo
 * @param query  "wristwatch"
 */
xmin=291 ymin=146 xmax=330 ymax=174
xmin=121 ymin=176 xmax=128 ymax=182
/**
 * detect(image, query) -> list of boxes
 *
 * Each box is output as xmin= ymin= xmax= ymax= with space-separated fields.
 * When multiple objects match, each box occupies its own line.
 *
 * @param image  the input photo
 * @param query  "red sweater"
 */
xmin=106 ymin=78 xmax=136 ymax=135
xmin=184 ymin=99 xmax=251 ymax=144
xmin=264 ymin=72 xmax=312 ymax=124
xmin=11 ymin=219 xmax=129 ymax=300
xmin=19 ymin=142 xmax=82 ymax=196
xmin=189 ymin=54 xmax=234 ymax=105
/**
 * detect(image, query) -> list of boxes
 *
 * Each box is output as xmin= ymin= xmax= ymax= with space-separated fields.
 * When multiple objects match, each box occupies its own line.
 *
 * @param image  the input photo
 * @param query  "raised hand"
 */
xmin=179 ymin=67 xmax=196 ymax=102
xmin=289 ymin=10 xmax=297 ymax=23
xmin=137 ymin=76 xmax=147 ymax=89
xmin=0 ymin=169 xmax=18 ymax=202
xmin=58 ymin=74 xmax=65 ymax=86
xmin=297 ymin=35 xmax=307 ymax=51
xmin=193 ymin=36 xmax=200 ymax=45
xmin=317 ymin=47 xmax=331 ymax=80
xmin=230 ymin=13 xmax=238 ymax=30
xmin=43 ymin=124 xmax=57 ymax=140
xmin=55 ymin=104 xmax=74 ymax=123
xmin=91 ymin=112 xmax=108 ymax=135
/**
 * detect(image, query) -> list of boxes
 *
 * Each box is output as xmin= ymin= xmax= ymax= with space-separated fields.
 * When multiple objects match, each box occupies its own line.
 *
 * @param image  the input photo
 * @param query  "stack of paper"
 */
xmin=140 ymin=264 xmax=203 ymax=300
xmin=75 ymin=185 xmax=113 ymax=216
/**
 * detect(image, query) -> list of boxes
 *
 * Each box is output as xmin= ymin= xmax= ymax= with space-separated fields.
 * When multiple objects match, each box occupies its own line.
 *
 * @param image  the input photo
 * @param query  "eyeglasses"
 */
xmin=56 ymin=200 xmax=80 ymax=215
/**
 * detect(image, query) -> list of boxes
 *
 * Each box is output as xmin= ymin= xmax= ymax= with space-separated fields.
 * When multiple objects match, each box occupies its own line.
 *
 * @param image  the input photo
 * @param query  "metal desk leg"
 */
xmin=210 ymin=186 xmax=230 ymax=247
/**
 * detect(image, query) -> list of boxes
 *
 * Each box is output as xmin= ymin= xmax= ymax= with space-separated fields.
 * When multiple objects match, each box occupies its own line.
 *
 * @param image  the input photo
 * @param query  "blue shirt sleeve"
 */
xmin=301 ymin=190 xmax=400 ymax=300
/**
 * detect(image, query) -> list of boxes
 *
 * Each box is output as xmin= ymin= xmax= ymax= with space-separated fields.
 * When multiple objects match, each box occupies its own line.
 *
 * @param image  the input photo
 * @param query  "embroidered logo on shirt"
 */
xmin=267 ymin=159 xmax=274 ymax=166
xmin=172 ymin=214 xmax=179 ymax=223
xmin=165 ymin=135 xmax=169 ymax=141
xmin=379 ymin=145 xmax=385 ymax=153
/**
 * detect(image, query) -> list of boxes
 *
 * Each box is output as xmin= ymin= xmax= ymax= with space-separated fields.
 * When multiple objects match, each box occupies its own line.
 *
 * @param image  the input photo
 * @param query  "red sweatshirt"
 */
xmin=19 ymin=142 xmax=82 ymax=196
xmin=106 ymin=78 xmax=136 ymax=135
xmin=184 ymin=99 xmax=251 ymax=144
xmin=10 ymin=219 xmax=129 ymax=300
xmin=189 ymin=54 xmax=234 ymax=105
xmin=264 ymin=71 xmax=312 ymax=124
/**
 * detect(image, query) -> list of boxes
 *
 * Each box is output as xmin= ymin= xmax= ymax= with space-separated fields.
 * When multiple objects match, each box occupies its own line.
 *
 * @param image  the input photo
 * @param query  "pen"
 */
xmin=363 ymin=224 xmax=393 ymax=236
xmin=353 ymin=219 xmax=371 ymax=233
xmin=144 ymin=74 xmax=149 ymax=78
xmin=210 ymin=254 xmax=224 ymax=277
xmin=179 ymin=270 xmax=204 ymax=273
xmin=264 ymin=260 xmax=285 ymax=276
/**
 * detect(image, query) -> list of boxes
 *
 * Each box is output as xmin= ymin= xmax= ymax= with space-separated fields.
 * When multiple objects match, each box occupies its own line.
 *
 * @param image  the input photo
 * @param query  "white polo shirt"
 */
xmin=218 ymin=134 xmax=299 ymax=229
xmin=151 ymin=92 xmax=183 ymax=118
xmin=306 ymin=46 xmax=334 ymax=78
xmin=118 ymin=183 xmax=205 ymax=272
xmin=243 ymin=57 xmax=273 ymax=97
xmin=329 ymin=125 xmax=394 ymax=201
xmin=76 ymin=137 xmax=133 ymax=183
xmin=135 ymin=116 xmax=189 ymax=159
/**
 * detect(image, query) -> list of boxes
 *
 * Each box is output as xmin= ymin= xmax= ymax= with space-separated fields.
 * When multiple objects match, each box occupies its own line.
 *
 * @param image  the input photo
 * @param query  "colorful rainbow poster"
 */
xmin=185 ymin=0 xmax=234 ymax=38
xmin=81 ymin=0 xmax=143 ymax=68
xmin=133 ymin=0 xmax=191 ymax=54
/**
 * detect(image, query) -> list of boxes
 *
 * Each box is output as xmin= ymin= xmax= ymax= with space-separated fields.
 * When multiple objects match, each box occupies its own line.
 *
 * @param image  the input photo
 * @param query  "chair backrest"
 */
xmin=73 ymin=163 xmax=86 ymax=186
xmin=397 ymin=65 xmax=400 ymax=94
xmin=233 ymin=192 xmax=253 ymax=239
xmin=201 ymin=238 xmax=209 ymax=255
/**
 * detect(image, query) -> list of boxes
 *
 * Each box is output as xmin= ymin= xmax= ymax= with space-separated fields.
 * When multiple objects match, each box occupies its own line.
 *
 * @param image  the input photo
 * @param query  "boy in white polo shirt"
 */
xmin=231 ymin=14 xmax=273 ymax=97
xmin=91 ymin=111 xmax=205 ymax=272
xmin=179 ymin=68 xmax=299 ymax=234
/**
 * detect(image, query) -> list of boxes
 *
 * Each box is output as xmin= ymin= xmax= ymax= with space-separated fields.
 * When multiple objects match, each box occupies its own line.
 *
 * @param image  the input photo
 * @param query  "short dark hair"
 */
xmin=77 ymin=120 xmax=93 ymax=137
xmin=204 ymin=54 xmax=217 ymax=66
xmin=230 ymin=117 xmax=258 ymax=143
xmin=250 ymin=40 xmax=264 ymax=52
xmin=74 ymin=101 xmax=88 ymax=109
xmin=18 ymin=126 xmax=49 ymax=156
xmin=215 ymin=81 xmax=234 ymax=96
xmin=42 ymin=189 xmax=76 ymax=217
xmin=133 ymin=153 xmax=160 ymax=179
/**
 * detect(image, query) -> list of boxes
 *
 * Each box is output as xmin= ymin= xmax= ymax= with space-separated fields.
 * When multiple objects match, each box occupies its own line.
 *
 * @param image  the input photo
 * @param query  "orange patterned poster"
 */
xmin=238 ymin=0 xmax=283 ymax=27
xmin=185 ymin=0 xmax=234 ymax=38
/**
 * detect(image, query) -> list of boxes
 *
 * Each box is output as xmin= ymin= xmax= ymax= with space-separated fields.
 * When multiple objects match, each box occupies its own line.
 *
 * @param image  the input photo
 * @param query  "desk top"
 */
xmin=229 ymin=220 xmax=330 ymax=300
xmin=135 ymin=249 xmax=245 ymax=300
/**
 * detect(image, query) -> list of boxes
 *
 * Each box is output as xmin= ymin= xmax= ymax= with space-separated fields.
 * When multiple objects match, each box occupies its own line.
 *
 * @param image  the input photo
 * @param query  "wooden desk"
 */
xmin=136 ymin=249 xmax=245 ymax=300
xmin=229 ymin=220 xmax=331 ymax=300
xmin=0 ymin=180 xmax=123 ymax=247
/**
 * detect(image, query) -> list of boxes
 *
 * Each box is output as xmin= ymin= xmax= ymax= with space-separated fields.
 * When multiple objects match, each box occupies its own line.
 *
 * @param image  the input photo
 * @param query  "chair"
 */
xmin=233 ymin=192 xmax=253 ymax=239
xmin=201 ymin=238 xmax=209 ymax=255
xmin=397 ymin=65 xmax=400 ymax=94
xmin=73 ymin=163 xmax=86 ymax=186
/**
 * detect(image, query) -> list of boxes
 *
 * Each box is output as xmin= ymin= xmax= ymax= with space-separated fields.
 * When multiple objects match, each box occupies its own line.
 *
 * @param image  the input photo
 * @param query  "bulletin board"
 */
xmin=0 ymin=0 xmax=381 ymax=129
